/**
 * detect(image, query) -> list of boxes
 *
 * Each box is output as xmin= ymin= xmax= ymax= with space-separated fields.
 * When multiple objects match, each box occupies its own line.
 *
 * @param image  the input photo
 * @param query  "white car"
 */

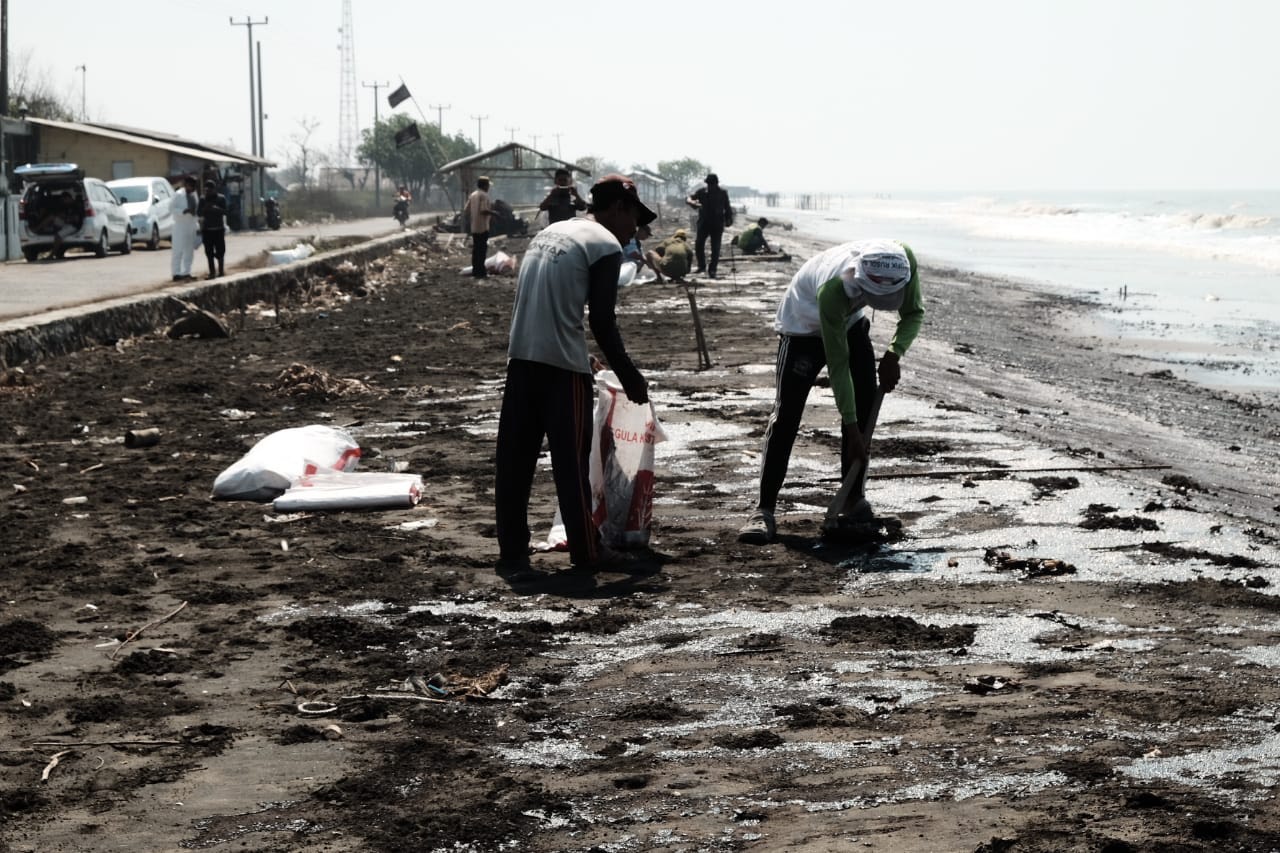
xmin=16 ymin=163 xmax=132 ymax=261
xmin=106 ymin=176 xmax=175 ymax=250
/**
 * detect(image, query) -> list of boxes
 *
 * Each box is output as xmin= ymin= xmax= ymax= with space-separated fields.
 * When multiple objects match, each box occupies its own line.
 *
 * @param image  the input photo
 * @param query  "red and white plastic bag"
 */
xmin=544 ymin=370 xmax=666 ymax=550
xmin=212 ymin=425 xmax=361 ymax=501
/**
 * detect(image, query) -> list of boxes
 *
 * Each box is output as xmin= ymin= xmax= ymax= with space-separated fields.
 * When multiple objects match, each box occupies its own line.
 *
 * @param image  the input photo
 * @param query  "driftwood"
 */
xmin=109 ymin=601 xmax=189 ymax=660
xmin=40 ymin=750 xmax=72 ymax=783
xmin=875 ymin=463 xmax=1173 ymax=480
xmin=32 ymin=739 xmax=184 ymax=748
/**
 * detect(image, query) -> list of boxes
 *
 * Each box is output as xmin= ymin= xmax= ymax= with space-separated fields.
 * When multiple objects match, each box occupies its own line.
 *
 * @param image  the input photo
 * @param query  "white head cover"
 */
xmin=842 ymin=239 xmax=911 ymax=310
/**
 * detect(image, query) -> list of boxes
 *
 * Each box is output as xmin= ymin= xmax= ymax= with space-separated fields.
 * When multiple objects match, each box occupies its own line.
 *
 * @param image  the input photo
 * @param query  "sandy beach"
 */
xmin=2 ymin=215 xmax=1279 ymax=852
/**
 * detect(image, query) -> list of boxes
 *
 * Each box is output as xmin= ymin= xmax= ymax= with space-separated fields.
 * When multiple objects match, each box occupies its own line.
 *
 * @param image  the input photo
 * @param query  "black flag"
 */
xmin=394 ymin=123 xmax=422 ymax=148
xmin=387 ymin=83 xmax=411 ymax=108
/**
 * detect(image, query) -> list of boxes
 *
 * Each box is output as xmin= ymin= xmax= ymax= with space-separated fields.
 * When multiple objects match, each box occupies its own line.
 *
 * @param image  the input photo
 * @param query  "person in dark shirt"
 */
xmin=197 ymin=180 xmax=228 ymax=279
xmin=685 ymin=172 xmax=734 ymax=278
xmin=538 ymin=168 xmax=587 ymax=224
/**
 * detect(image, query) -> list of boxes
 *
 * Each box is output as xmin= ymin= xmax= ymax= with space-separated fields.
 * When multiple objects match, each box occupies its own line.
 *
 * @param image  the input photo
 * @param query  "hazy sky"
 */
xmin=11 ymin=0 xmax=1280 ymax=192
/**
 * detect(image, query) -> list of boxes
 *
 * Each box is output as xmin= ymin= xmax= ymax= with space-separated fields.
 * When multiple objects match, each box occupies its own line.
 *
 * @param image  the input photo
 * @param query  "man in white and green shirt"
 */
xmin=739 ymin=238 xmax=924 ymax=544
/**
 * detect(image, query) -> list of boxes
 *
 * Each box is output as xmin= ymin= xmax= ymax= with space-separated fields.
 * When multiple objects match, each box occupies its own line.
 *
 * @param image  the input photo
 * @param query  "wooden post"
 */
xmin=684 ymin=285 xmax=712 ymax=370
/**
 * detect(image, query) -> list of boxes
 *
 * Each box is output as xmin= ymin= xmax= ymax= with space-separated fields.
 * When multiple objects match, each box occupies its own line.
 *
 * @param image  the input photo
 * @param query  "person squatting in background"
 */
xmin=738 ymin=238 xmax=925 ymax=544
xmin=494 ymin=175 xmax=657 ymax=579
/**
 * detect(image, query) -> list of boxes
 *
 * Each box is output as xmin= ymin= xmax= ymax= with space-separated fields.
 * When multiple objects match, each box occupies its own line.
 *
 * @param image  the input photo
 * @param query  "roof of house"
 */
xmin=27 ymin=118 xmax=275 ymax=167
xmin=435 ymin=142 xmax=586 ymax=177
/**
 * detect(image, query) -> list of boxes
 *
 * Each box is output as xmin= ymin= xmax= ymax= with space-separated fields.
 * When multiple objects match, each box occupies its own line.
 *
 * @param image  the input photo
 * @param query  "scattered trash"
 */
xmin=984 ymin=548 xmax=1077 ymax=578
xmin=124 ymin=428 xmax=161 ymax=449
xmin=964 ymin=675 xmax=1022 ymax=695
xmin=212 ymin=425 xmax=361 ymax=501
xmin=273 ymin=471 xmax=423 ymax=512
xmin=61 ymin=496 xmax=88 ymax=505
xmin=268 ymin=363 xmax=371 ymax=398
xmin=296 ymin=701 xmax=338 ymax=717
xmin=219 ymin=409 xmax=256 ymax=421
xmin=267 ymin=243 xmax=316 ymax=266
xmin=460 ymin=251 xmax=517 ymax=277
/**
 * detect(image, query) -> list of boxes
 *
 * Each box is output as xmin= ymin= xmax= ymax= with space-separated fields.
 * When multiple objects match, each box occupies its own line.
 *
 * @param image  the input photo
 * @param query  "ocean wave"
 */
xmin=1169 ymin=212 xmax=1273 ymax=230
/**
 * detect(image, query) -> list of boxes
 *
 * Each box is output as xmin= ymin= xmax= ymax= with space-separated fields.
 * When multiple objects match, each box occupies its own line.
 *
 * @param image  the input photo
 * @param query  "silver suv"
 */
xmin=16 ymin=163 xmax=133 ymax=262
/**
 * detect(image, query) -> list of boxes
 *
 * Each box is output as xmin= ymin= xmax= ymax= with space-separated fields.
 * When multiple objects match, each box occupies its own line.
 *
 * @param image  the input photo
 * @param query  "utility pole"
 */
xmin=256 ymin=42 xmax=265 ymax=157
xmin=530 ymin=133 xmax=540 ymax=151
xmin=1 ymin=0 xmax=9 ymax=118
xmin=74 ymin=64 xmax=86 ymax=120
xmin=362 ymin=81 xmax=388 ymax=209
xmin=230 ymin=16 xmax=267 ymax=226
xmin=471 ymin=114 xmax=488 ymax=150
xmin=505 ymin=125 xmax=519 ymax=143
xmin=428 ymin=103 xmax=450 ymax=133
xmin=553 ymin=132 xmax=563 ymax=160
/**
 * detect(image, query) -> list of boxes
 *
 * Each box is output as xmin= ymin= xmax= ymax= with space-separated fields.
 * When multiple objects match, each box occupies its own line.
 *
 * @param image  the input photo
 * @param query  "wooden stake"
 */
xmin=684 ymin=285 xmax=712 ymax=370
xmin=109 ymin=601 xmax=189 ymax=660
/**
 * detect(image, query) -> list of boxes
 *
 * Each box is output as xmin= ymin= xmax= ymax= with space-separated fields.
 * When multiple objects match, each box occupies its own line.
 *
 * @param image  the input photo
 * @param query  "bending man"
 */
xmin=739 ymin=238 xmax=924 ymax=544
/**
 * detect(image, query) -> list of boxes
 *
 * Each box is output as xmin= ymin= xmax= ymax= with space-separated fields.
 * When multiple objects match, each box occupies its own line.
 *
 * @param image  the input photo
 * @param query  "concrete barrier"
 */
xmin=0 ymin=228 xmax=426 ymax=369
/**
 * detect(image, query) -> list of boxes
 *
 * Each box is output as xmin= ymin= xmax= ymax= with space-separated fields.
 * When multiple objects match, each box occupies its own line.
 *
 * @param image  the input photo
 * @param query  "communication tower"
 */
xmin=337 ymin=0 xmax=358 ymax=167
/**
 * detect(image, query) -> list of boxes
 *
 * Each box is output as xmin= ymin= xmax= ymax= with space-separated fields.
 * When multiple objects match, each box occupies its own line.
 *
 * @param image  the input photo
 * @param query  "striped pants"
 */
xmin=495 ymin=359 xmax=600 ymax=566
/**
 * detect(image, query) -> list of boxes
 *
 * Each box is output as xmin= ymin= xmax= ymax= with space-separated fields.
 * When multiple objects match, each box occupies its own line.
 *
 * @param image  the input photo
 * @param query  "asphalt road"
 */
xmin=0 ymin=213 xmax=434 ymax=322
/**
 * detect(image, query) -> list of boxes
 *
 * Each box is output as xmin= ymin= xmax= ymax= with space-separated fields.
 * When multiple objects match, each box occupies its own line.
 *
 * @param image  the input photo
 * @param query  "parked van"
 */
xmin=106 ymin=176 xmax=175 ymax=250
xmin=16 ymin=163 xmax=132 ymax=262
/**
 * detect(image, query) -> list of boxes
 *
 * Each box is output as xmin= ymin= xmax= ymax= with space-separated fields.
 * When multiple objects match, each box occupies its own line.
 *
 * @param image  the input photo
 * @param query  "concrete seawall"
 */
xmin=0 ymin=229 xmax=422 ymax=369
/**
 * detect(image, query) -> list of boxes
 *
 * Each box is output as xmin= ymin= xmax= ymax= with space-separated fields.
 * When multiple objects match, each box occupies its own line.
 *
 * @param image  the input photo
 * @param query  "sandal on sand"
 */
xmin=737 ymin=510 xmax=776 ymax=544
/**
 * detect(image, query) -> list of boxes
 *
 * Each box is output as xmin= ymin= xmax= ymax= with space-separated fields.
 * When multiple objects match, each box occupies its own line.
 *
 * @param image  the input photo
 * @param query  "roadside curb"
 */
xmin=0 ymin=228 xmax=424 ymax=369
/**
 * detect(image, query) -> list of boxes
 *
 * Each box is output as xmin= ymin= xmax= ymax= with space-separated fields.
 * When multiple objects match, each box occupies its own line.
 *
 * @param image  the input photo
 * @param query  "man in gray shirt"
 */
xmin=495 ymin=175 xmax=655 ymax=579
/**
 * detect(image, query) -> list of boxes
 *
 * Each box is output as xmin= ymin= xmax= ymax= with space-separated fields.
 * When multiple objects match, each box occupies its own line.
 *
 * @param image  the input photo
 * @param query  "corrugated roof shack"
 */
xmin=628 ymin=169 xmax=665 ymax=206
xmin=434 ymin=143 xmax=589 ymax=211
xmin=24 ymin=118 xmax=276 ymax=229
xmin=25 ymin=118 xmax=273 ymax=183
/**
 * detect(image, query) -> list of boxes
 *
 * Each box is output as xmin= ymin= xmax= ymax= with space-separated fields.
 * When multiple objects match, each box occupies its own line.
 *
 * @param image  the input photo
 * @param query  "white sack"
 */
xmin=212 ymin=425 xmax=361 ymax=501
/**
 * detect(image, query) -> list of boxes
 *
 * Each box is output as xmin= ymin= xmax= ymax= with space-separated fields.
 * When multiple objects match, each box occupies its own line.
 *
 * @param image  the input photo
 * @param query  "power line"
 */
xmin=504 ymin=125 xmax=519 ymax=142
xmin=471 ymin=114 xmax=489 ymax=150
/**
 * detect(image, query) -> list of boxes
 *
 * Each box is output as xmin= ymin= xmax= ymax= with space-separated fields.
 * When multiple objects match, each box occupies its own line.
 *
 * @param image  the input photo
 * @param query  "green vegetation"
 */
xmin=357 ymin=114 xmax=476 ymax=200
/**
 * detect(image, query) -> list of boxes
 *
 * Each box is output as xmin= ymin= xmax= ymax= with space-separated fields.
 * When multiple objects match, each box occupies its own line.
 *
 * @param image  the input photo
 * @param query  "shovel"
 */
xmin=822 ymin=389 xmax=884 ymax=533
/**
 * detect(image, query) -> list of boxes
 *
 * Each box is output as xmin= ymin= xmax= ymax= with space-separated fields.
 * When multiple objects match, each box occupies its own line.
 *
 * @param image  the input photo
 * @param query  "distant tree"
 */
xmin=357 ymin=114 xmax=475 ymax=201
xmin=9 ymin=49 xmax=75 ymax=120
xmin=283 ymin=117 xmax=325 ymax=190
xmin=657 ymin=157 xmax=710 ymax=196
xmin=574 ymin=155 xmax=621 ymax=180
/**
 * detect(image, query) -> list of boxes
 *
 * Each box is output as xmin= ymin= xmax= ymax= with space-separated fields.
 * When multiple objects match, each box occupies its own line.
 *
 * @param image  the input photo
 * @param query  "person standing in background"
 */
xmin=465 ymin=176 xmax=496 ymax=279
xmin=686 ymin=173 xmax=733 ymax=278
xmin=539 ymin=168 xmax=588 ymax=224
xmin=198 ymin=180 xmax=228 ymax=279
xmin=170 ymin=175 xmax=199 ymax=281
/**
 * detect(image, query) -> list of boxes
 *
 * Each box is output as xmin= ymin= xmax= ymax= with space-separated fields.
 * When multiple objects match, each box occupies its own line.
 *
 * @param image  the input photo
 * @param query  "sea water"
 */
xmin=744 ymin=191 xmax=1280 ymax=393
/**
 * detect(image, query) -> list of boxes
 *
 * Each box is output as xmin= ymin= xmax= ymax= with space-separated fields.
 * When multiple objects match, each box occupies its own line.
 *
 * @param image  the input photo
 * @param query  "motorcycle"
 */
xmin=393 ymin=196 xmax=410 ymax=227
xmin=262 ymin=197 xmax=282 ymax=230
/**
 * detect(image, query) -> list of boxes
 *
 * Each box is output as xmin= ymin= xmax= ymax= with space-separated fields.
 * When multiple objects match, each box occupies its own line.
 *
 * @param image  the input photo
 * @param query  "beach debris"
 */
xmin=109 ymin=600 xmax=189 ymax=660
xmin=963 ymin=675 xmax=1022 ymax=696
xmin=984 ymin=548 xmax=1077 ymax=578
xmin=40 ymin=750 xmax=73 ymax=783
xmin=124 ymin=428 xmax=161 ymax=449
xmin=165 ymin=298 xmax=230 ymax=340
xmin=296 ymin=701 xmax=339 ymax=717
xmin=267 ymin=362 xmax=372 ymax=398
xmin=1079 ymin=504 xmax=1160 ymax=532
xmin=1161 ymin=473 xmax=1207 ymax=495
